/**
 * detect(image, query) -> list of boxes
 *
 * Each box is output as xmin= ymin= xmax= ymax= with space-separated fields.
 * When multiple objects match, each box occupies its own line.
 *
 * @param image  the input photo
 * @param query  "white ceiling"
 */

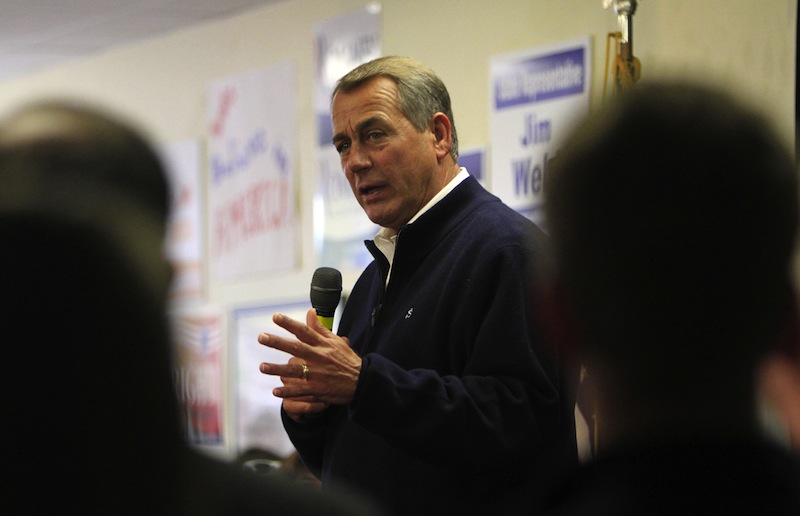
xmin=0 ymin=0 xmax=288 ymax=81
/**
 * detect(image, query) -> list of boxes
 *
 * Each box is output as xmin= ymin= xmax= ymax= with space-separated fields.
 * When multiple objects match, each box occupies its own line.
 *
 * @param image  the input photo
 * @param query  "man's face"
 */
xmin=331 ymin=76 xmax=440 ymax=231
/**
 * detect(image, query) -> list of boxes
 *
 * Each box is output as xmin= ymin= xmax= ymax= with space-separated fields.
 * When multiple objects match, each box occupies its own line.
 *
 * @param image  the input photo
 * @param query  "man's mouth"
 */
xmin=360 ymin=184 xmax=384 ymax=197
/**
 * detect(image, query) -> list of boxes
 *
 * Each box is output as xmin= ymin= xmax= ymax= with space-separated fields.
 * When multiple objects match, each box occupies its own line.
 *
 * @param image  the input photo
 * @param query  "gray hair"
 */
xmin=332 ymin=56 xmax=459 ymax=161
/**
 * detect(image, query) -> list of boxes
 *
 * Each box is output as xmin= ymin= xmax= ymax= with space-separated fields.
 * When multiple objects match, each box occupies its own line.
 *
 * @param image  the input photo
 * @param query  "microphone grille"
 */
xmin=311 ymin=267 xmax=342 ymax=290
xmin=310 ymin=267 xmax=342 ymax=315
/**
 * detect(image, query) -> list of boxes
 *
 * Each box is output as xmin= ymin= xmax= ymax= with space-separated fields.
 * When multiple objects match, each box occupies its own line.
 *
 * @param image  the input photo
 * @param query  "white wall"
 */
xmin=0 ymin=0 xmax=795 ymax=454
xmin=1 ymin=0 xmax=794 ymax=305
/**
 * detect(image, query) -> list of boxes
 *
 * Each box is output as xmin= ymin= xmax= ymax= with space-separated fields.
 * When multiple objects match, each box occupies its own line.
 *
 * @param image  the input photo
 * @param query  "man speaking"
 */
xmin=258 ymin=56 xmax=578 ymax=515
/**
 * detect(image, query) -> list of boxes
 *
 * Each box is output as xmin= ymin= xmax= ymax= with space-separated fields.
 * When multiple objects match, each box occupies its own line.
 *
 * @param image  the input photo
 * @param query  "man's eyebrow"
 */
xmin=331 ymin=116 xmax=385 ymax=145
xmin=331 ymin=131 xmax=345 ymax=145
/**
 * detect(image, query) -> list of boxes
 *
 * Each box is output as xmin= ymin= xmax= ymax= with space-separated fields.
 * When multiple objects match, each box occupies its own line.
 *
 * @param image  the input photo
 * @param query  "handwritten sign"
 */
xmin=207 ymin=62 xmax=297 ymax=279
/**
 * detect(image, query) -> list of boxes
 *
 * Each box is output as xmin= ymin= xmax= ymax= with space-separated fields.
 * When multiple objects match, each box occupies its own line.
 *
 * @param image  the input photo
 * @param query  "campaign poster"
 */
xmin=207 ymin=62 xmax=298 ymax=279
xmin=172 ymin=308 xmax=225 ymax=447
xmin=314 ymin=6 xmax=381 ymax=272
xmin=489 ymin=37 xmax=591 ymax=228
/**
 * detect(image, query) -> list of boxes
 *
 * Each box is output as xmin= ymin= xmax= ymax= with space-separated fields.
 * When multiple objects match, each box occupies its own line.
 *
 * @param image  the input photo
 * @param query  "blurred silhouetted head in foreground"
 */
xmin=0 ymin=100 xmax=171 ymax=230
xmin=544 ymin=82 xmax=798 ymax=445
xmin=0 ymin=100 xmax=179 ymax=511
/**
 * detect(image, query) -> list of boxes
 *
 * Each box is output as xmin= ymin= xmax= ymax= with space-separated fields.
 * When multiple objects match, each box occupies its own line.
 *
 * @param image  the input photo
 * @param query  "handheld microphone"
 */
xmin=310 ymin=267 xmax=342 ymax=331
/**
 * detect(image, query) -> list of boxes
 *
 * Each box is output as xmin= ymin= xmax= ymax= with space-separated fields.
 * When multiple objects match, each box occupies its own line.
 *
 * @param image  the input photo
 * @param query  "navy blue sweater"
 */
xmin=283 ymin=176 xmax=578 ymax=515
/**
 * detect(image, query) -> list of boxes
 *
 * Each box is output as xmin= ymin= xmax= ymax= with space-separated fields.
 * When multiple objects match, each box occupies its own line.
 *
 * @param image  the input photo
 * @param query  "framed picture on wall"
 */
xmin=231 ymin=301 xmax=309 ymax=460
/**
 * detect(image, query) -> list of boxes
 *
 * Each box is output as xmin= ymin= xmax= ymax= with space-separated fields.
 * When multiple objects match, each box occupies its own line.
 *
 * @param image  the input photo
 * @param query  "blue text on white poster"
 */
xmin=489 ymin=38 xmax=591 ymax=228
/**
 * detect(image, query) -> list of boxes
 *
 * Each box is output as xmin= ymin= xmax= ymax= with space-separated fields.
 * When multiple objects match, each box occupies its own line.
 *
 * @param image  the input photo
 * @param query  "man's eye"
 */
xmin=367 ymin=131 xmax=383 ymax=140
xmin=335 ymin=141 xmax=350 ymax=154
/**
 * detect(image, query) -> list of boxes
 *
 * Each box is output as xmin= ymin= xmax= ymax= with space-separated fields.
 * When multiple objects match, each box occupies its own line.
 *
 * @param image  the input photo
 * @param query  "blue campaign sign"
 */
xmin=489 ymin=38 xmax=591 ymax=225
xmin=493 ymin=47 xmax=586 ymax=110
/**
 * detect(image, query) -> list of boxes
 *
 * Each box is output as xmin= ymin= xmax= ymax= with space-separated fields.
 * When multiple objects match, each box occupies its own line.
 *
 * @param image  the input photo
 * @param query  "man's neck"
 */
xmin=404 ymin=167 xmax=468 ymax=228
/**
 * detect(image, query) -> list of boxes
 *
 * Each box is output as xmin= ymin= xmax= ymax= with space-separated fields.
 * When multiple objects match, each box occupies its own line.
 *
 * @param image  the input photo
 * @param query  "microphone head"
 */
xmin=310 ymin=267 xmax=342 ymax=317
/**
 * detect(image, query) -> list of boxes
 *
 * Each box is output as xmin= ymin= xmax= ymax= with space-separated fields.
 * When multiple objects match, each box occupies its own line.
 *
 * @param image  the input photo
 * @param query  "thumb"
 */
xmin=306 ymin=307 xmax=335 ymax=336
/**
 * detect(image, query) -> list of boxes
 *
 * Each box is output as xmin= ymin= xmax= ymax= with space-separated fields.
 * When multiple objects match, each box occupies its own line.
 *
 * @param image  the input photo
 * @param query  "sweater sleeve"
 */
xmin=280 ymin=405 xmax=332 ymax=479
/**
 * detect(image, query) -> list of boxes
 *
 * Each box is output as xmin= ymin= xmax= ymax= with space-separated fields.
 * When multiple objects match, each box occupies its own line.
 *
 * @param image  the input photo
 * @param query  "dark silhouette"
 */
xmin=539 ymin=82 xmax=800 ymax=514
xmin=0 ymin=100 xmax=379 ymax=515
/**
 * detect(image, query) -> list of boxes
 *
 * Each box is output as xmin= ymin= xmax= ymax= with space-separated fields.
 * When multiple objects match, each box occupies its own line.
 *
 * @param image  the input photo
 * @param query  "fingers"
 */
xmin=256 ymin=309 xmax=359 ymax=406
xmin=257 ymin=330 xmax=307 ymax=358
xmin=260 ymin=362 xmax=313 ymax=399
xmin=283 ymin=398 xmax=329 ymax=423
xmin=260 ymin=356 xmax=314 ymax=398
xmin=257 ymin=311 xmax=325 ymax=358
xmin=259 ymin=361 xmax=307 ymax=381
xmin=265 ymin=370 xmax=315 ymax=399
xmin=273 ymin=310 xmax=330 ymax=344
xmin=305 ymin=307 xmax=334 ymax=336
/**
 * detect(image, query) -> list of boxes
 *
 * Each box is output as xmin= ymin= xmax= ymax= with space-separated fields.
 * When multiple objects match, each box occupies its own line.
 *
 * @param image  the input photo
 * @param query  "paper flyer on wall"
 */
xmin=172 ymin=308 xmax=225 ymax=447
xmin=232 ymin=302 xmax=311 ymax=458
xmin=207 ymin=61 xmax=298 ymax=279
xmin=489 ymin=37 xmax=591 ymax=229
xmin=161 ymin=139 xmax=204 ymax=300
xmin=313 ymin=6 xmax=382 ymax=273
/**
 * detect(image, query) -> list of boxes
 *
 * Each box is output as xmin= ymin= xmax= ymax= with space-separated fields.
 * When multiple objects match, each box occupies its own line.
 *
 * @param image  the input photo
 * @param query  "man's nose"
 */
xmin=344 ymin=142 xmax=371 ymax=174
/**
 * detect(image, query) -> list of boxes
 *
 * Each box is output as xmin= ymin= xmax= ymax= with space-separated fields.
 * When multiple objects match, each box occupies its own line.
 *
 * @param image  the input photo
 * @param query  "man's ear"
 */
xmin=759 ymin=290 xmax=800 ymax=449
xmin=760 ymin=354 xmax=800 ymax=449
xmin=430 ymin=112 xmax=452 ymax=161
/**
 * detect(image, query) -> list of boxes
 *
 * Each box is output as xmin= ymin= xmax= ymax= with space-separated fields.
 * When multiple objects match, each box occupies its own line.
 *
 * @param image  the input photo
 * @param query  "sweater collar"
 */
xmin=373 ymin=168 xmax=470 ymax=265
